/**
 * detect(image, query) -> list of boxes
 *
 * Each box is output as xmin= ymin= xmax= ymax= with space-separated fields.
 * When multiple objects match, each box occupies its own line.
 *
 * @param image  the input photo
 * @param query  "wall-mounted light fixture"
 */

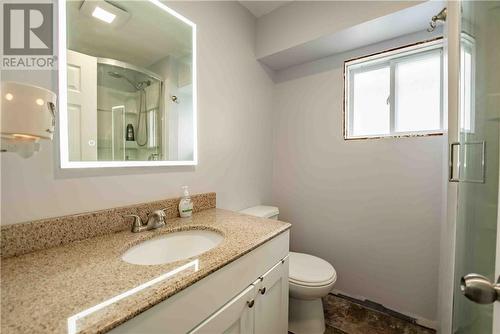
xmin=1 ymin=81 xmax=57 ymax=158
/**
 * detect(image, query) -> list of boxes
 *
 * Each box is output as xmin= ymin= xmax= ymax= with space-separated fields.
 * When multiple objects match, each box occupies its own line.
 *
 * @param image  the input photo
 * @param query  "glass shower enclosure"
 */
xmin=96 ymin=59 xmax=163 ymax=161
xmin=452 ymin=1 xmax=500 ymax=333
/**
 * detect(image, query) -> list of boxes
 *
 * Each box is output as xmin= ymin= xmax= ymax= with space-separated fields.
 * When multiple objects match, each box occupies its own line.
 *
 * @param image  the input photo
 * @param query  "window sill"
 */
xmin=344 ymin=132 xmax=445 ymax=141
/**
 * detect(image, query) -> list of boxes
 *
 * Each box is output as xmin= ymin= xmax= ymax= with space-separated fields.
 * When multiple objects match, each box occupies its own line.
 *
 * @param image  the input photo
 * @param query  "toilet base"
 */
xmin=288 ymin=297 xmax=325 ymax=334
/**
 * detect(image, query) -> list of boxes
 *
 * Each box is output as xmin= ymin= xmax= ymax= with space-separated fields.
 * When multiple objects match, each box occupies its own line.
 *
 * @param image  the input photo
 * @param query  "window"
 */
xmin=344 ymin=39 xmax=444 ymax=139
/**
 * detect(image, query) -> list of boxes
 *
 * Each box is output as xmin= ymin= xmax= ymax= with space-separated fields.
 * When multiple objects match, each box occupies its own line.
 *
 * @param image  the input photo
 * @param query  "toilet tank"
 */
xmin=239 ymin=206 xmax=279 ymax=220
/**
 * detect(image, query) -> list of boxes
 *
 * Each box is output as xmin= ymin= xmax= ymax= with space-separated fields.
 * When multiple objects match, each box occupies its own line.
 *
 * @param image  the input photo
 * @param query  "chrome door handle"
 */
xmin=461 ymin=273 xmax=500 ymax=304
xmin=448 ymin=141 xmax=486 ymax=183
xmin=449 ymin=142 xmax=460 ymax=182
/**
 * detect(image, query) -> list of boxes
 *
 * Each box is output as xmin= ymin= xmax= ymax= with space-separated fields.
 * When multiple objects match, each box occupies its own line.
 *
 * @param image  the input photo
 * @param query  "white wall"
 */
xmin=271 ymin=31 xmax=445 ymax=323
xmin=1 ymin=1 xmax=275 ymax=224
xmin=255 ymin=1 xmax=422 ymax=58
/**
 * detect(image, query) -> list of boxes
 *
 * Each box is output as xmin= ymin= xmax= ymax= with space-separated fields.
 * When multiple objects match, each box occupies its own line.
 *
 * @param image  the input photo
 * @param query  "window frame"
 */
xmin=343 ymin=38 xmax=444 ymax=140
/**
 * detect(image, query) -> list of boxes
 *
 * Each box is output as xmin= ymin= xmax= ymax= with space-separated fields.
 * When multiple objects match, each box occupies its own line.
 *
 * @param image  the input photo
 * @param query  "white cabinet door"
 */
xmin=190 ymin=285 xmax=256 ymax=334
xmin=254 ymin=256 xmax=289 ymax=334
xmin=66 ymin=49 xmax=97 ymax=161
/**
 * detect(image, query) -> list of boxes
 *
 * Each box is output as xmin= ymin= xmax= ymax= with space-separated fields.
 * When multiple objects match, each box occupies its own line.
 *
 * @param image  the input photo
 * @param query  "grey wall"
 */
xmin=1 ymin=1 xmax=275 ymax=224
xmin=271 ymin=31 xmax=445 ymax=324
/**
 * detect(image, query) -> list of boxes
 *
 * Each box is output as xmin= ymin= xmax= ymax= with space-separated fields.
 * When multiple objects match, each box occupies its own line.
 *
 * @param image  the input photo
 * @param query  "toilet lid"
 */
xmin=289 ymin=252 xmax=336 ymax=286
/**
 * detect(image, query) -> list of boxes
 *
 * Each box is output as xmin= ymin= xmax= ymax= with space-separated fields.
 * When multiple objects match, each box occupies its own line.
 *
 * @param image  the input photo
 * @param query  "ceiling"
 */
xmin=258 ymin=0 xmax=446 ymax=71
xmin=239 ymin=1 xmax=291 ymax=18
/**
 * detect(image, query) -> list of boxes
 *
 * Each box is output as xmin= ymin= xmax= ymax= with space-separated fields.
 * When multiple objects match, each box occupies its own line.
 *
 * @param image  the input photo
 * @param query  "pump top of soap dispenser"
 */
xmin=182 ymin=186 xmax=190 ymax=198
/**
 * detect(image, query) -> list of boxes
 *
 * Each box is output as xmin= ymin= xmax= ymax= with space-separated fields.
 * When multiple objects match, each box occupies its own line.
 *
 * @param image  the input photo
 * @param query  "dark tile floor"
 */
xmin=323 ymin=294 xmax=436 ymax=334
xmin=325 ymin=325 xmax=348 ymax=334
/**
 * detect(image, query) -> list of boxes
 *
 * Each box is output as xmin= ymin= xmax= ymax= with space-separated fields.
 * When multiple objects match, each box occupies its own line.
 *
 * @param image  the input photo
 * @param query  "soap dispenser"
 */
xmin=178 ymin=186 xmax=193 ymax=218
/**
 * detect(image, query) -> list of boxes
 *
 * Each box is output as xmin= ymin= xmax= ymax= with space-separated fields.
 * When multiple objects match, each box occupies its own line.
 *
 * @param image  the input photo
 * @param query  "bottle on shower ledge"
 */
xmin=126 ymin=124 xmax=135 ymax=141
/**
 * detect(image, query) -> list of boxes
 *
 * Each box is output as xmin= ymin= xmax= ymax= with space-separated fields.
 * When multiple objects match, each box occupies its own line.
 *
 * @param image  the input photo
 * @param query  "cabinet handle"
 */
xmin=247 ymin=300 xmax=254 ymax=308
xmin=259 ymin=287 xmax=266 ymax=295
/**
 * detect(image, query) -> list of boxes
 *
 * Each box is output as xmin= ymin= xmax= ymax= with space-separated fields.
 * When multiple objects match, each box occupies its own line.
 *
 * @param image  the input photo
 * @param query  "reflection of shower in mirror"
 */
xmin=96 ymin=59 xmax=163 ymax=161
xmin=107 ymin=71 xmax=152 ymax=91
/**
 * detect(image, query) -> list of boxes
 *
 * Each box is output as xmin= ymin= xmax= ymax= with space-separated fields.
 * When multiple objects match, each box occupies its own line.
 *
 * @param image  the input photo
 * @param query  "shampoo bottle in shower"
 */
xmin=126 ymin=124 xmax=135 ymax=141
xmin=178 ymin=186 xmax=193 ymax=218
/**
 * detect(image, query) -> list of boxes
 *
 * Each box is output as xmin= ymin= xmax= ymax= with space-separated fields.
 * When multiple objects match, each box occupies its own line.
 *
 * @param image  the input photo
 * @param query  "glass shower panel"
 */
xmin=111 ymin=106 xmax=126 ymax=161
xmin=452 ymin=1 xmax=500 ymax=333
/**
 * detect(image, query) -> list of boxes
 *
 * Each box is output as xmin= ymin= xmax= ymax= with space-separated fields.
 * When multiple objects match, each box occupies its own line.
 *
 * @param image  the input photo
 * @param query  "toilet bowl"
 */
xmin=240 ymin=206 xmax=337 ymax=334
xmin=288 ymin=251 xmax=336 ymax=334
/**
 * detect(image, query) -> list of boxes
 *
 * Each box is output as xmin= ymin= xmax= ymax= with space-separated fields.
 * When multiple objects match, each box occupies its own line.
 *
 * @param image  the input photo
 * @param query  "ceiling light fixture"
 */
xmin=92 ymin=6 xmax=116 ymax=23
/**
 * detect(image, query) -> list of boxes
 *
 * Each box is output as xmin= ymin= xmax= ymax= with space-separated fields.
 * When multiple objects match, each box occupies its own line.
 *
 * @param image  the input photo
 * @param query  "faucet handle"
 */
xmin=146 ymin=209 xmax=167 ymax=229
xmin=157 ymin=208 xmax=167 ymax=218
xmin=123 ymin=214 xmax=144 ymax=232
xmin=148 ymin=209 xmax=167 ymax=218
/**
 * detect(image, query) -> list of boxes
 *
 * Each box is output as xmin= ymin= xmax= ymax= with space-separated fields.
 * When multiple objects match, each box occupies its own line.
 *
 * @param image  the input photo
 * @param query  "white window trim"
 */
xmin=344 ymin=38 xmax=444 ymax=140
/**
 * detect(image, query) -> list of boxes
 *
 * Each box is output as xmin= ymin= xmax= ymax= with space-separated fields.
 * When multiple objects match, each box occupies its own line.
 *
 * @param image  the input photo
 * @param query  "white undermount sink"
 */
xmin=122 ymin=230 xmax=224 ymax=265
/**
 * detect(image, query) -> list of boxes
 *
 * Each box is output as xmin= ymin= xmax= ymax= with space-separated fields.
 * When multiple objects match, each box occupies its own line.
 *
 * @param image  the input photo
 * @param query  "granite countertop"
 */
xmin=1 ymin=208 xmax=291 ymax=334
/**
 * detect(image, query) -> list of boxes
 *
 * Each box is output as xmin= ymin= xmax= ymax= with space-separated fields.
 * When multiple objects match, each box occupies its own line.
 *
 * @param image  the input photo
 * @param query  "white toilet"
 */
xmin=239 ymin=206 xmax=337 ymax=334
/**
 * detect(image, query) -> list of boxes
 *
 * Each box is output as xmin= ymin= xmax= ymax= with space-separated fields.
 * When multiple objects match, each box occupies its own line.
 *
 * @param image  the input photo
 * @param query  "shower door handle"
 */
xmin=448 ymin=141 xmax=486 ymax=183
xmin=461 ymin=273 xmax=500 ymax=304
xmin=449 ymin=142 xmax=460 ymax=182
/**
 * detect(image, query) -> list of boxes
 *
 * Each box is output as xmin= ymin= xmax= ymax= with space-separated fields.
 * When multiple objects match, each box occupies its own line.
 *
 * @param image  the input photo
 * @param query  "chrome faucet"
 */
xmin=123 ymin=209 xmax=166 ymax=233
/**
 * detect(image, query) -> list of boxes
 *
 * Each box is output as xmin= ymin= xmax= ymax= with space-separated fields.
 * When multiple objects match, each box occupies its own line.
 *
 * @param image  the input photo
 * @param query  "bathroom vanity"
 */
xmin=0 ymin=195 xmax=290 ymax=334
xmin=111 ymin=230 xmax=289 ymax=334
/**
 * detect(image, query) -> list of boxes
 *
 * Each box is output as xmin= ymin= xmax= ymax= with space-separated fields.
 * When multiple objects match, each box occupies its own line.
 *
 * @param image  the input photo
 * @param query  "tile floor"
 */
xmin=322 ymin=294 xmax=436 ymax=334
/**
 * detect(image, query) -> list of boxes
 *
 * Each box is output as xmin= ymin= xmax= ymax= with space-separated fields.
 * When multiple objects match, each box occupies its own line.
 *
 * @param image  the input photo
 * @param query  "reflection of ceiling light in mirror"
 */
xmin=80 ymin=1 xmax=130 ymax=28
xmin=92 ymin=6 xmax=116 ymax=23
xmin=5 ymin=93 xmax=13 ymax=101
xmin=36 ymin=98 xmax=44 ymax=106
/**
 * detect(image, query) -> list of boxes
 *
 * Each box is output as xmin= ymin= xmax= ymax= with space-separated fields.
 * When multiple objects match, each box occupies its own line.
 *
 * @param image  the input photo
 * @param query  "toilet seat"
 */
xmin=289 ymin=252 xmax=337 ymax=287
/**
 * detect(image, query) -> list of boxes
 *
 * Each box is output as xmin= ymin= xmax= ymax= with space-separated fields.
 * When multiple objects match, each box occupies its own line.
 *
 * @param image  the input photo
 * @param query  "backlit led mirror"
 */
xmin=59 ymin=0 xmax=196 ymax=168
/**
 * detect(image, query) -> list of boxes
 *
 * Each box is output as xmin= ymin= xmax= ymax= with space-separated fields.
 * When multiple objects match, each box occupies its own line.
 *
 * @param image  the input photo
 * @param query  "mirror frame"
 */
xmin=58 ymin=0 xmax=197 ymax=168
